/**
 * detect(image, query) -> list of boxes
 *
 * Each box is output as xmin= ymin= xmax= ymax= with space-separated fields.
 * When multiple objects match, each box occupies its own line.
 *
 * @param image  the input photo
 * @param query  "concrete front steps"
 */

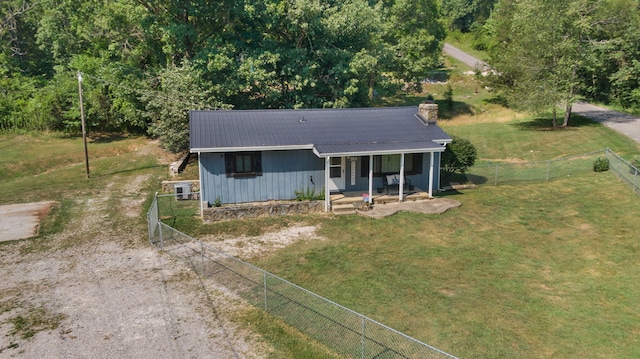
xmin=332 ymin=203 xmax=357 ymax=215
xmin=330 ymin=190 xmax=432 ymax=215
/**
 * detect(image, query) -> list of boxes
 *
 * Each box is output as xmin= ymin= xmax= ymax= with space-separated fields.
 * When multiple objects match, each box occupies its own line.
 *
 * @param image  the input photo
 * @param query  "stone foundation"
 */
xmin=203 ymin=201 xmax=324 ymax=223
xmin=161 ymin=180 xmax=200 ymax=193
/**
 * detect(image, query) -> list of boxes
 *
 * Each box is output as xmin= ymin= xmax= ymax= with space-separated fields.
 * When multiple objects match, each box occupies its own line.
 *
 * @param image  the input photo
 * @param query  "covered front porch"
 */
xmin=318 ymin=150 xmax=442 ymax=212
xmin=329 ymin=187 xmax=433 ymax=215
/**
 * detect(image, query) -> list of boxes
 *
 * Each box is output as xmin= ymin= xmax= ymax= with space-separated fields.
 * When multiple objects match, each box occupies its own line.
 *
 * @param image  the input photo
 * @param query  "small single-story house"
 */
xmin=189 ymin=104 xmax=452 ymax=212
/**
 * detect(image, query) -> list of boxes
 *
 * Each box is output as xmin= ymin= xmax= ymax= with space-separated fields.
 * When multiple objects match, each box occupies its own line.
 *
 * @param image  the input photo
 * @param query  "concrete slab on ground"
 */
xmin=356 ymin=198 xmax=461 ymax=219
xmin=0 ymin=201 xmax=57 ymax=242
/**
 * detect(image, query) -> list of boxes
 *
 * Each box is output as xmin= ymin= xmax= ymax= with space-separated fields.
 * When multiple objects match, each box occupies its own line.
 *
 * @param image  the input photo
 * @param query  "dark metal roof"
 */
xmin=189 ymin=106 xmax=451 ymax=156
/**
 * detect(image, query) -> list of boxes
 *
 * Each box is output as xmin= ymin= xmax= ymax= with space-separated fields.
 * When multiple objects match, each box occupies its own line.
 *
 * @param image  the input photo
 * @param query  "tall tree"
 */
xmin=384 ymin=0 xmax=446 ymax=88
xmin=487 ymin=0 xmax=590 ymax=127
xmin=144 ymin=60 xmax=225 ymax=152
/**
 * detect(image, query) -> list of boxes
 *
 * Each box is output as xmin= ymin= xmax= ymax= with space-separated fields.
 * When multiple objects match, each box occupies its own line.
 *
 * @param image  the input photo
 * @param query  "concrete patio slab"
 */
xmin=0 ymin=201 xmax=57 ymax=242
xmin=356 ymin=198 xmax=461 ymax=219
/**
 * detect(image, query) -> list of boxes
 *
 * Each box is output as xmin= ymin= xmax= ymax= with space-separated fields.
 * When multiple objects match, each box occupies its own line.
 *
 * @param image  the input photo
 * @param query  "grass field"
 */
xmin=249 ymin=174 xmax=640 ymax=358
xmin=159 ymin=101 xmax=640 ymax=358
xmin=4 ymin=67 xmax=640 ymax=357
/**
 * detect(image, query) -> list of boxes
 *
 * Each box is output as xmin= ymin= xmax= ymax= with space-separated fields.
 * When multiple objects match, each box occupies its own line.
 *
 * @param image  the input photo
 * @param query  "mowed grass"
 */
xmin=243 ymin=91 xmax=640 ymax=357
xmin=0 ymin=133 xmax=168 ymax=242
xmin=0 ymin=133 xmax=166 ymax=203
xmin=252 ymin=174 xmax=640 ymax=358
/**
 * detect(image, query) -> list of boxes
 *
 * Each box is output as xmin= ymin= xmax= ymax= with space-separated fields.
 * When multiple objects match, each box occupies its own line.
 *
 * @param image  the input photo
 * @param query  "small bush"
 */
xmin=442 ymin=136 xmax=478 ymax=175
xmin=295 ymin=186 xmax=325 ymax=201
xmin=213 ymin=196 xmax=222 ymax=207
xmin=593 ymin=157 xmax=610 ymax=172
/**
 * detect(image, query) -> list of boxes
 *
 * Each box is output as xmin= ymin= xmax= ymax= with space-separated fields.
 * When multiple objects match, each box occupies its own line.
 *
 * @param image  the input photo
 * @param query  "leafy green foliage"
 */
xmin=294 ymin=186 xmax=325 ymax=201
xmin=486 ymin=0 xmax=640 ymax=123
xmin=144 ymin=60 xmax=222 ymax=152
xmin=593 ymin=157 xmax=610 ymax=172
xmin=0 ymin=0 xmax=448 ymax=136
xmin=441 ymin=135 xmax=478 ymax=175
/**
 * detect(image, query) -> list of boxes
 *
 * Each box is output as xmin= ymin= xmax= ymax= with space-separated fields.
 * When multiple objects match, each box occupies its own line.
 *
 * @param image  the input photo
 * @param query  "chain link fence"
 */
xmin=606 ymin=148 xmax=640 ymax=194
xmin=450 ymin=149 xmax=608 ymax=186
xmin=146 ymin=148 xmax=639 ymax=358
xmin=147 ymin=193 xmax=457 ymax=359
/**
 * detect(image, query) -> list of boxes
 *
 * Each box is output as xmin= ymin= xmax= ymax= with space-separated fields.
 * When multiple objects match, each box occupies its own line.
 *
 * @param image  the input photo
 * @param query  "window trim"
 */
xmin=225 ymin=152 xmax=263 ymax=178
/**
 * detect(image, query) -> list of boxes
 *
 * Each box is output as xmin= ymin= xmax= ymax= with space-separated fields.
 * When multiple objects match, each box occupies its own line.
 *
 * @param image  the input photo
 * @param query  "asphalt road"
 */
xmin=443 ymin=43 xmax=489 ymax=71
xmin=572 ymin=102 xmax=640 ymax=144
xmin=443 ymin=43 xmax=640 ymax=145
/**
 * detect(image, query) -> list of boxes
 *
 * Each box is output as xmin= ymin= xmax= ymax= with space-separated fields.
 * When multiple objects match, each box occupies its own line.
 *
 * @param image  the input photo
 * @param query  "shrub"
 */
xmin=593 ymin=157 xmax=610 ymax=172
xmin=441 ymin=136 xmax=478 ymax=175
xmin=295 ymin=186 xmax=325 ymax=201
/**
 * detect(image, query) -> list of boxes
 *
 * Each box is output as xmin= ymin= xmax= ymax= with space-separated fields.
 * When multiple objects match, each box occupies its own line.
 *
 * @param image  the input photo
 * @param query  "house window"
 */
xmin=225 ymin=152 xmax=262 ymax=177
xmin=360 ymin=154 xmax=423 ymax=177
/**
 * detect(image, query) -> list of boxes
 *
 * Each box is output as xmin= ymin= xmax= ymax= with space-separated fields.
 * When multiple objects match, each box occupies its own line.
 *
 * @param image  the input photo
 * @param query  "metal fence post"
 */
xmin=158 ymin=223 xmax=164 ymax=251
xmin=264 ymin=272 xmax=268 ymax=312
xmin=495 ymin=164 xmax=499 ymax=185
xmin=361 ymin=316 xmax=366 ymax=359
xmin=200 ymin=242 xmax=205 ymax=277
xmin=546 ymin=160 xmax=551 ymax=182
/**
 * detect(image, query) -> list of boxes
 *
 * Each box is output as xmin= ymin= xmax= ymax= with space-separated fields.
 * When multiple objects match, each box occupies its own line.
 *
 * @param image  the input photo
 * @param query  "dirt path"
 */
xmin=0 ymin=175 xmax=268 ymax=358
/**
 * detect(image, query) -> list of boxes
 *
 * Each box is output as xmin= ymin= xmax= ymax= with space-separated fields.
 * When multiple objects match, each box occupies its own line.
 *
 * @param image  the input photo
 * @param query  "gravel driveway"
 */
xmin=0 ymin=174 xmax=267 ymax=358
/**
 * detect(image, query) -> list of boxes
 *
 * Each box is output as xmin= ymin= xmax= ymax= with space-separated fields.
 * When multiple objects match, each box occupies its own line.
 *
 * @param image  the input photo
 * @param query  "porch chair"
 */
xmin=383 ymin=173 xmax=412 ymax=195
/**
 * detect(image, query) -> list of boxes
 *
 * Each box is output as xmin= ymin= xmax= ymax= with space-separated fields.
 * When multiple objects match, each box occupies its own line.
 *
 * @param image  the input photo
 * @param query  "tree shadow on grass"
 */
xmin=441 ymin=172 xmax=488 ymax=186
xmin=512 ymin=114 xmax=600 ymax=131
xmin=438 ymin=100 xmax=475 ymax=120
xmin=90 ymin=133 xmax=132 ymax=143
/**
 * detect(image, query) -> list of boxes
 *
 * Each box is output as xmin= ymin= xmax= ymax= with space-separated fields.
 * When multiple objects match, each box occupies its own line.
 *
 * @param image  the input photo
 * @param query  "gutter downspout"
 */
xmin=399 ymin=153 xmax=405 ymax=202
xmin=325 ymin=157 xmax=330 ymax=212
xmin=368 ymin=155 xmax=373 ymax=204
xmin=429 ymin=152 xmax=434 ymax=198
xmin=198 ymin=151 xmax=204 ymax=219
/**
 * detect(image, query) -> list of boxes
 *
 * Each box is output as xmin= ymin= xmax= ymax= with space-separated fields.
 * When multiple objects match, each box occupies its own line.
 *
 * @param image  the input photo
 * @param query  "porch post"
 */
xmin=399 ymin=153 xmax=405 ymax=202
xmin=368 ymin=155 xmax=373 ymax=203
xmin=325 ymin=156 xmax=330 ymax=212
xmin=428 ymin=152 xmax=434 ymax=198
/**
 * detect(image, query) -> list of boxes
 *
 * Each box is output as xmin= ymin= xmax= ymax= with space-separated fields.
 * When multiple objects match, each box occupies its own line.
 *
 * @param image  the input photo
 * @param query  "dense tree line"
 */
xmin=484 ymin=0 xmax=640 ymax=127
xmin=2 ymin=0 xmax=639 ymax=150
xmin=443 ymin=0 xmax=640 ymax=127
xmin=0 ymin=0 xmax=445 ymax=151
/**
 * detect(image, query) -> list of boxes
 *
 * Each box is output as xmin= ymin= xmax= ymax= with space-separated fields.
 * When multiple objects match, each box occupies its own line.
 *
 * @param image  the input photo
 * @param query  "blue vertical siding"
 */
xmin=200 ymin=150 xmax=325 ymax=205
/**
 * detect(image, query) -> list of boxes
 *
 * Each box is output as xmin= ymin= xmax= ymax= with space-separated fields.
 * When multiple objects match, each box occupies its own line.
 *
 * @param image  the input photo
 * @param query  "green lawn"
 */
xmin=250 ymin=173 xmax=640 ymax=358
xmin=5 ymin=82 xmax=640 ymax=358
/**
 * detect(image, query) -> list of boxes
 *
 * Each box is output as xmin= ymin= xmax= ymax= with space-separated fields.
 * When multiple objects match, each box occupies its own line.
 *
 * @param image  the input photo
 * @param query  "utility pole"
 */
xmin=77 ymin=71 xmax=90 ymax=178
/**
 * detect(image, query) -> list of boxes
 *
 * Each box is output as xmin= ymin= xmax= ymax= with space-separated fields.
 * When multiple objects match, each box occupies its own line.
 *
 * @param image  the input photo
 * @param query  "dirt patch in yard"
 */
xmin=201 ymin=225 xmax=325 ymax=258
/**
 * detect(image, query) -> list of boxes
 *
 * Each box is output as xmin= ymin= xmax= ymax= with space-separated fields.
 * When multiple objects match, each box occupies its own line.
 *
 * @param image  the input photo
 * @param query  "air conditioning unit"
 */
xmin=174 ymin=183 xmax=191 ymax=200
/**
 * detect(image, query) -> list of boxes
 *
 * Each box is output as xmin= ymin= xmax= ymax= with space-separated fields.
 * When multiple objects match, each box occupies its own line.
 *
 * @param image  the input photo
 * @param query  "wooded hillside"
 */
xmin=0 ymin=0 xmax=445 ymax=151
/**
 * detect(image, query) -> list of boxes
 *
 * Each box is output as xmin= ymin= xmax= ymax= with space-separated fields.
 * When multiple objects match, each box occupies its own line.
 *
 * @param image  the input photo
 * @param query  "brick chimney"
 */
xmin=418 ymin=102 xmax=438 ymax=125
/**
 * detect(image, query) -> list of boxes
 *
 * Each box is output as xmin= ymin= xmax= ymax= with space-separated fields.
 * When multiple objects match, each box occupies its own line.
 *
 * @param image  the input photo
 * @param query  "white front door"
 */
xmin=328 ymin=156 xmax=345 ymax=193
